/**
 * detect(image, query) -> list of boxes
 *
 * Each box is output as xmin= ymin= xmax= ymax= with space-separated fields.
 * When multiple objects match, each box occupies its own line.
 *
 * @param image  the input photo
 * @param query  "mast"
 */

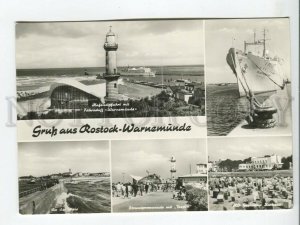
xmin=263 ymin=28 xmax=266 ymax=57
xmin=244 ymin=29 xmax=264 ymax=54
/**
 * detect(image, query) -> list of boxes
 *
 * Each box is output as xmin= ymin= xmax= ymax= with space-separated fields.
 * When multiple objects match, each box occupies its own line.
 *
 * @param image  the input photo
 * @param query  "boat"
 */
xmin=226 ymin=29 xmax=288 ymax=128
xmin=120 ymin=66 xmax=155 ymax=77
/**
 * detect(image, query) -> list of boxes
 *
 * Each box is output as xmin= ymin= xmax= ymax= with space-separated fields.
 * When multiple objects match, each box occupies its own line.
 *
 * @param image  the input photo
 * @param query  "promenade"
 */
xmin=113 ymin=191 xmax=188 ymax=212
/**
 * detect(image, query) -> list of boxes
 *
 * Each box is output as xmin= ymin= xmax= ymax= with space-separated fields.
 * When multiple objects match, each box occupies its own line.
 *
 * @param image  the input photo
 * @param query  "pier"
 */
xmin=19 ymin=181 xmax=66 ymax=214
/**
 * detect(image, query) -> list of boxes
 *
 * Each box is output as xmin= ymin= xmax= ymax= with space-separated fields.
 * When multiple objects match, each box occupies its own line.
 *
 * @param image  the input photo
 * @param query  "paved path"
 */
xmin=113 ymin=191 xmax=188 ymax=212
xmin=19 ymin=182 xmax=65 ymax=214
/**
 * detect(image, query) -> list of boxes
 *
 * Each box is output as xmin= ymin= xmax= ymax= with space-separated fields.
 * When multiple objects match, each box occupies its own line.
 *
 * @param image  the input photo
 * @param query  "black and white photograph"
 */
xmin=16 ymin=20 xmax=205 ymax=120
xmin=111 ymin=139 xmax=208 ymax=212
xmin=205 ymin=18 xmax=292 ymax=136
xmin=208 ymin=136 xmax=293 ymax=211
xmin=18 ymin=141 xmax=111 ymax=214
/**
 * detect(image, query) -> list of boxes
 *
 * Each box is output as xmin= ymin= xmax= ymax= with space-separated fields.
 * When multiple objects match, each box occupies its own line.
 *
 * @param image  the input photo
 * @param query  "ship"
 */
xmin=226 ymin=29 xmax=288 ymax=128
xmin=120 ymin=66 xmax=155 ymax=77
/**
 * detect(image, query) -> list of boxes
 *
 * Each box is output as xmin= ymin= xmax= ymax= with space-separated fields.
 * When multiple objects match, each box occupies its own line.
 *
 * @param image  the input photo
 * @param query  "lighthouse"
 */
xmin=170 ymin=156 xmax=176 ymax=182
xmin=103 ymin=26 xmax=120 ymax=101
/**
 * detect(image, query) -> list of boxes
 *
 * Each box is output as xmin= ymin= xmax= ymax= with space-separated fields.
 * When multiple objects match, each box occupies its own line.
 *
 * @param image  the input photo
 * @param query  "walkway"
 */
xmin=113 ymin=191 xmax=189 ymax=212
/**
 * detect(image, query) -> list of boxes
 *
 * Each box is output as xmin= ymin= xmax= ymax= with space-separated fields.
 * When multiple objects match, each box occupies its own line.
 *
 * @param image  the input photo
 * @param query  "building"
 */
xmin=72 ymin=172 xmax=83 ymax=177
xmin=196 ymin=163 xmax=207 ymax=174
xmin=207 ymin=158 xmax=221 ymax=172
xmin=178 ymin=163 xmax=208 ymax=186
xmin=62 ymin=169 xmax=73 ymax=177
xmin=238 ymin=154 xmax=283 ymax=171
xmin=177 ymin=89 xmax=193 ymax=103
xmin=50 ymin=78 xmax=106 ymax=110
xmin=170 ymin=82 xmax=205 ymax=105
xmin=178 ymin=174 xmax=207 ymax=186
xmin=103 ymin=26 xmax=120 ymax=101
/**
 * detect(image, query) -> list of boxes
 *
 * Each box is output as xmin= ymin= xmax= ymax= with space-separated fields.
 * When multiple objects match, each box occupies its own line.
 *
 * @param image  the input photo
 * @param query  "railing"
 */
xmin=19 ymin=182 xmax=58 ymax=198
xmin=19 ymin=186 xmax=42 ymax=198
xmin=103 ymin=43 xmax=118 ymax=49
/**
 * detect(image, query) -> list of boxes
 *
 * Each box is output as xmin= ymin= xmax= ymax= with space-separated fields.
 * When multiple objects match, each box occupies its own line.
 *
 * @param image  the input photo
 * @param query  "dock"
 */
xmin=228 ymin=88 xmax=292 ymax=137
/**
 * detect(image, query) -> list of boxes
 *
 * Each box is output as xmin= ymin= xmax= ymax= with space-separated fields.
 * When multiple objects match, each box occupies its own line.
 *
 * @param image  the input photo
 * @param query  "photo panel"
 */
xmin=18 ymin=141 xmax=111 ymax=214
xmin=16 ymin=19 xmax=205 ymax=120
xmin=207 ymin=136 xmax=293 ymax=211
xmin=111 ymin=138 xmax=208 ymax=212
xmin=205 ymin=18 xmax=292 ymax=137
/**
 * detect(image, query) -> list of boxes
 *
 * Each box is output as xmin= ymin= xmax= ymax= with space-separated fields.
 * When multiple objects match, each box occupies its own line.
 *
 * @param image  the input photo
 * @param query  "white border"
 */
xmin=0 ymin=0 xmax=298 ymax=225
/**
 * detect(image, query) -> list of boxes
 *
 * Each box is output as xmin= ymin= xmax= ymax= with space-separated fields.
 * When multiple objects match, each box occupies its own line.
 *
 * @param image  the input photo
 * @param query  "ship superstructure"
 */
xmin=120 ymin=66 xmax=155 ymax=77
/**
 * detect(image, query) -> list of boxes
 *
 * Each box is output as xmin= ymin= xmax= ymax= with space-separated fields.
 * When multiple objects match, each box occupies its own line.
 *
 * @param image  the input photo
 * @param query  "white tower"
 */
xmin=103 ymin=26 xmax=120 ymax=101
xmin=170 ymin=156 xmax=176 ymax=182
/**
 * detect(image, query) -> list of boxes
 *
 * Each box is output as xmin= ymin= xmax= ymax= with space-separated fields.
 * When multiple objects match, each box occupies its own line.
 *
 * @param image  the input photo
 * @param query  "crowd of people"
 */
xmin=112 ymin=181 xmax=176 ymax=199
xmin=172 ymin=186 xmax=187 ymax=200
xmin=209 ymin=175 xmax=293 ymax=210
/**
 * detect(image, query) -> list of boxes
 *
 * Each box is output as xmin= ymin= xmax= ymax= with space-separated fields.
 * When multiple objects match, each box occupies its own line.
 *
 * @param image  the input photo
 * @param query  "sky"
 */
xmin=208 ymin=136 xmax=292 ymax=161
xmin=111 ymin=138 xmax=206 ymax=183
xmin=18 ymin=141 xmax=110 ymax=177
xmin=16 ymin=20 xmax=204 ymax=69
xmin=205 ymin=18 xmax=291 ymax=84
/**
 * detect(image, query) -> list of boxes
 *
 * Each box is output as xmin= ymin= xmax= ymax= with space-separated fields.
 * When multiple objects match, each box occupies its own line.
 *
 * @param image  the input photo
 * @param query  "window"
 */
xmin=114 ymin=83 xmax=117 ymax=88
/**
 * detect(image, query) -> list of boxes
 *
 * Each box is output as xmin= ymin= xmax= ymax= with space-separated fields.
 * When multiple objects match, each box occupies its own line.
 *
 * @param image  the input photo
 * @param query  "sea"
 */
xmin=16 ymin=65 xmax=204 ymax=91
xmin=207 ymin=83 xmax=292 ymax=136
xmin=64 ymin=177 xmax=111 ymax=213
xmin=206 ymin=84 xmax=249 ymax=136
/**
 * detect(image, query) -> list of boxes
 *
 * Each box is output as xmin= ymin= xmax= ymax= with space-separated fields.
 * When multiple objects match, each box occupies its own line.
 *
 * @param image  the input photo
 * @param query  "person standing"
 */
xmin=125 ymin=183 xmax=129 ymax=198
xmin=140 ymin=183 xmax=144 ymax=196
xmin=32 ymin=201 xmax=36 ymax=214
xmin=145 ymin=183 xmax=149 ymax=194
xmin=116 ymin=182 xmax=122 ymax=197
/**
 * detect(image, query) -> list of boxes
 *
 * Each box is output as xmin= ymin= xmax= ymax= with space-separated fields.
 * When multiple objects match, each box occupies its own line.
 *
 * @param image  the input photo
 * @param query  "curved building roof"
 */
xmin=50 ymin=78 xmax=106 ymax=100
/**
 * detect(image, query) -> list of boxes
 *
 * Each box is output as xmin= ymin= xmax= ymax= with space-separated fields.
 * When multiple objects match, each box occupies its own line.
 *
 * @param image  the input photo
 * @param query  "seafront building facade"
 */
xmin=238 ymin=154 xmax=283 ymax=171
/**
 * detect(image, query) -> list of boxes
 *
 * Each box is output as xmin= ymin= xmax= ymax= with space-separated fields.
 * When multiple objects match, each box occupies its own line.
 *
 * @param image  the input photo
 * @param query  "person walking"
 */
xmin=116 ymin=182 xmax=122 ymax=197
xmin=140 ymin=183 xmax=144 ymax=196
xmin=145 ymin=183 xmax=149 ymax=194
xmin=125 ymin=184 xmax=129 ymax=198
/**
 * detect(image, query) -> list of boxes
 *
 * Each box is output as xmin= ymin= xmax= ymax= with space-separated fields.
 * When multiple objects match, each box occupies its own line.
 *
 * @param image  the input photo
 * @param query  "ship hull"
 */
xmin=226 ymin=48 xmax=284 ymax=97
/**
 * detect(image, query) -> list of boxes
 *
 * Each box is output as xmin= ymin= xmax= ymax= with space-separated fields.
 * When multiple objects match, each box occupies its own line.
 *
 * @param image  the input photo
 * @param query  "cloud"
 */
xmin=16 ymin=20 xmax=204 ymax=68
xmin=16 ymin=20 xmax=203 ymax=39
xmin=111 ymin=139 xmax=206 ymax=182
xmin=16 ymin=22 xmax=101 ymax=39
xmin=18 ymin=141 xmax=110 ymax=177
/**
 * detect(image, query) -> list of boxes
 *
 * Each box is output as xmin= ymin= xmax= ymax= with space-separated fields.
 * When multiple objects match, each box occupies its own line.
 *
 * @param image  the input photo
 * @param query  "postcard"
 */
xmin=16 ymin=18 xmax=293 ymax=214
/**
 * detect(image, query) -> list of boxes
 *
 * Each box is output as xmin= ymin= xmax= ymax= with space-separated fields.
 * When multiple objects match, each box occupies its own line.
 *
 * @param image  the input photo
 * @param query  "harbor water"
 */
xmin=207 ymin=83 xmax=292 ymax=136
xmin=206 ymin=84 xmax=249 ymax=136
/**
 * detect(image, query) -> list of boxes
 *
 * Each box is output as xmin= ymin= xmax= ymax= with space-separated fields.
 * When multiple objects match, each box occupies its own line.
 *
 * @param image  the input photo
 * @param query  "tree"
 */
xmin=186 ymin=187 xmax=208 ymax=211
xmin=281 ymin=155 xmax=292 ymax=170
